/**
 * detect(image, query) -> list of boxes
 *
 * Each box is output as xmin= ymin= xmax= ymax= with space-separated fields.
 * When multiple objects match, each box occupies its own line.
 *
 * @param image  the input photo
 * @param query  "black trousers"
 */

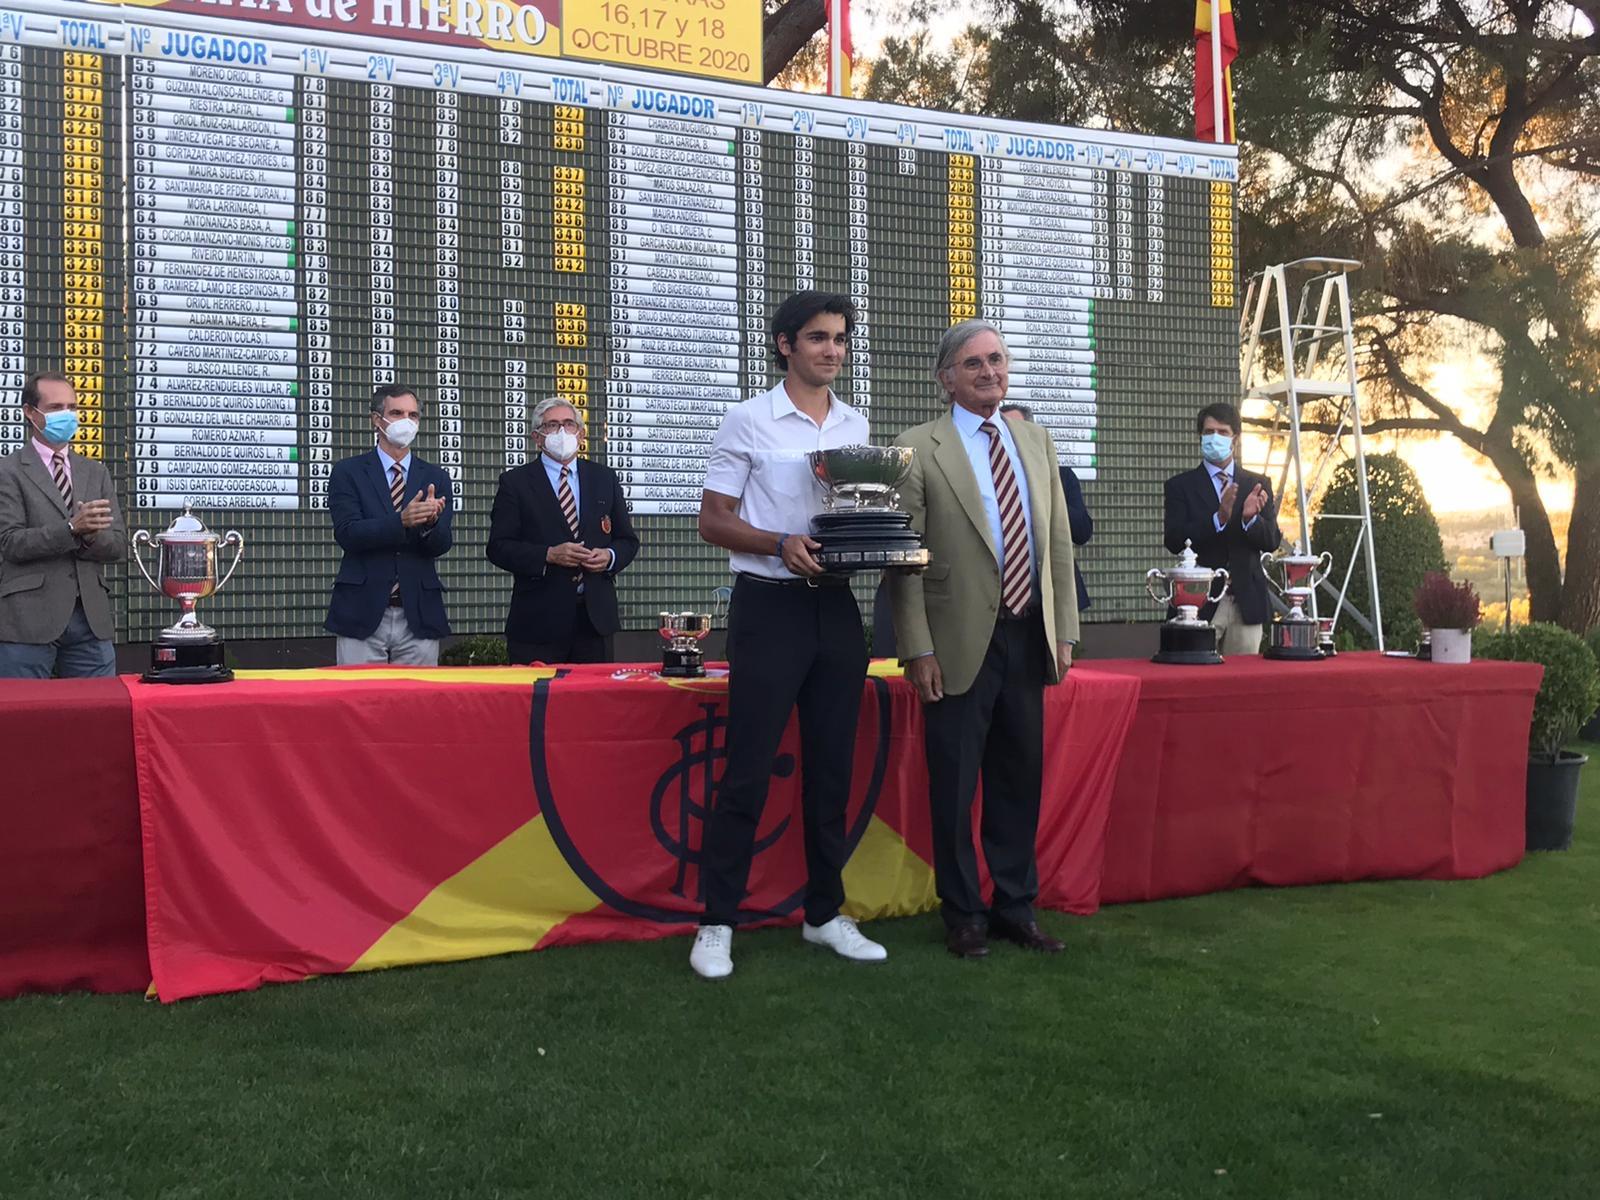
xmin=700 ymin=574 xmax=867 ymax=928
xmin=508 ymin=602 xmax=609 ymax=666
xmin=922 ymin=611 xmax=1047 ymax=930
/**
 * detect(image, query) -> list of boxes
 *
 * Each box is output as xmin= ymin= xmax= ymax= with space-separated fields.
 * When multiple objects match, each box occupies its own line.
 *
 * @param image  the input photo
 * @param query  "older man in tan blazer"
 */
xmin=0 ymin=372 xmax=126 ymax=677
xmin=889 ymin=320 xmax=1079 ymax=960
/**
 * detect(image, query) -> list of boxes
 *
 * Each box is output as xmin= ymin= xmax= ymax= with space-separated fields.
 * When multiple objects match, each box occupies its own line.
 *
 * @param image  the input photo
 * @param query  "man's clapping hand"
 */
xmin=69 ymin=499 xmax=113 ymax=536
xmin=401 ymin=485 xmax=445 ymax=528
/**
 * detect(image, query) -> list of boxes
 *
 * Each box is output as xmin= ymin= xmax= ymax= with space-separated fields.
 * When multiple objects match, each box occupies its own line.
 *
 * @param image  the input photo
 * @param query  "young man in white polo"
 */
xmin=691 ymin=291 xmax=887 ymax=979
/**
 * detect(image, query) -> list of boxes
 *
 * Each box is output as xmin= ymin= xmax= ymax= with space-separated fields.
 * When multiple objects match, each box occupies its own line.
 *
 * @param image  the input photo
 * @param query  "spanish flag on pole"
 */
xmin=1194 ymin=0 xmax=1237 ymax=142
xmin=828 ymin=0 xmax=854 ymax=97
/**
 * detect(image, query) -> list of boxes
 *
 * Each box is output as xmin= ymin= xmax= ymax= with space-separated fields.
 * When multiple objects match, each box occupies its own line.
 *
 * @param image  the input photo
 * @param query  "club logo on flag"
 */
xmin=652 ymin=703 xmax=793 ymax=903
xmin=529 ymin=678 xmax=893 ymax=923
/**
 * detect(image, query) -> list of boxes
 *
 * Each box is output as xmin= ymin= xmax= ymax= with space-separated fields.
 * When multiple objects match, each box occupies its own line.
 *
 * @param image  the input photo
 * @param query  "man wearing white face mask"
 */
xmin=0 ymin=372 xmax=126 ymax=678
xmin=1162 ymin=402 xmax=1281 ymax=655
xmin=486 ymin=397 xmax=638 ymax=665
xmin=325 ymin=384 xmax=454 ymax=665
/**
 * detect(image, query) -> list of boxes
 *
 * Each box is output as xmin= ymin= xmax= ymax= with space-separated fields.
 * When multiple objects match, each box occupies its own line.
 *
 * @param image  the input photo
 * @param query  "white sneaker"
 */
xmin=802 ymin=915 xmax=888 ymax=963
xmin=690 ymin=925 xmax=734 ymax=980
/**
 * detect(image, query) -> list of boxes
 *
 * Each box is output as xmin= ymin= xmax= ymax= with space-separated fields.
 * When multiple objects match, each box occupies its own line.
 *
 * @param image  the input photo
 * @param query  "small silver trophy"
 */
xmin=659 ymin=611 xmax=712 ymax=678
xmin=1261 ymin=544 xmax=1332 ymax=661
xmin=131 ymin=505 xmax=244 ymax=684
xmin=807 ymin=445 xmax=930 ymax=572
xmin=1146 ymin=540 xmax=1231 ymax=665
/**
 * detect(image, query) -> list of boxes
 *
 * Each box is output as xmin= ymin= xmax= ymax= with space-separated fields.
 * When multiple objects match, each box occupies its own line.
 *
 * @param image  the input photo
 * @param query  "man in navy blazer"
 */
xmin=486 ymin=397 xmax=639 ymax=664
xmin=325 ymin=384 xmax=453 ymax=665
xmin=1163 ymin=402 xmax=1281 ymax=655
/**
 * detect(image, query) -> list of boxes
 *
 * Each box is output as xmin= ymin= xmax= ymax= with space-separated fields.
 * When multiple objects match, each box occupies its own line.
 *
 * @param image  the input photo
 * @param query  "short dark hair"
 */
xmin=21 ymin=371 xmax=71 ymax=409
xmin=371 ymin=384 xmax=420 ymax=415
xmin=999 ymin=402 xmax=1033 ymax=421
xmin=1196 ymin=402 xmax=1240 ymax=436
xmin=771 ymin=291 xmax=856 ymax=370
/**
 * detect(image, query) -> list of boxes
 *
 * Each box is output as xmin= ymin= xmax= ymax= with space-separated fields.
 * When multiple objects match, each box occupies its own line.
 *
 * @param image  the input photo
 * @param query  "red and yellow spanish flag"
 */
xmin=828 ymin=0 xmax=854 ymax=97
xmin=129 ymin=664 xmax=1136 ymax=1001
xmin=1194 ymin=0 xmax=1237 ymax=143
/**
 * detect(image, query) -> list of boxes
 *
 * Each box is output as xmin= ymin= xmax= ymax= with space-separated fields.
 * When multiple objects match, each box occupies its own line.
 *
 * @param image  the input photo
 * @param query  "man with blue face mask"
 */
xmin=0 ymin=372 xmax=127 ymax=677
xmin=1162 ymin=402 xmax=1282 ymax=655
xmin=324 ymin=384 xmax=454 ymax=665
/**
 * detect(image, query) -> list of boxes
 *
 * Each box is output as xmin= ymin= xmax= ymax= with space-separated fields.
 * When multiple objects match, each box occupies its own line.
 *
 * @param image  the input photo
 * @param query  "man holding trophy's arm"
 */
xmin=689 ymin=290 xmax=887 ymax=980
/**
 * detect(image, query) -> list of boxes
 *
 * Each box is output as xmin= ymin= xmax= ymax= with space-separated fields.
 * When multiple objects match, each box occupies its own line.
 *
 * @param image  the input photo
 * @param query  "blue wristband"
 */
xmin=776 ymin=533 xmax=790 ymax=558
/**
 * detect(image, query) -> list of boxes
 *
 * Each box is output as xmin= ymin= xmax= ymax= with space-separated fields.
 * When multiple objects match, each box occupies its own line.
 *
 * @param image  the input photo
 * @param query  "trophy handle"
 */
xmin=1145 ymin=569 xmax=1173 ymax=605
xmin=130 ymin=529 xmax=162 ymax=594
xmin=1258 ymin=551 xmax=1281 ymax=597
xmin=215 ymin=531 xmax=245 ymax=591
xmin=1211 ymin=568 xmax=1232 ymax=602
xmin=1312 ymin=550 xmax=1333 ymax=588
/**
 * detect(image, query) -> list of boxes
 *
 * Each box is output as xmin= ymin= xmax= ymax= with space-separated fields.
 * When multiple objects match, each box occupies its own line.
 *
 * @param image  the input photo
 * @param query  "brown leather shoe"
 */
xmin=992 ymin=919 xmax=1065 ymax=953
xmin=945 ymin=923 xmax=989 ymax=959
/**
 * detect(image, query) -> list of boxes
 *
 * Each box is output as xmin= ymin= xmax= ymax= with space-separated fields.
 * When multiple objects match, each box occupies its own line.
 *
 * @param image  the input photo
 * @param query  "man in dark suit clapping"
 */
xmin=325 ymin=384 xmax=454 ymax=666
xmin=1162 ymin=402 xmax=1281 ymax=655
xmin=487 ymin=397 xmax=639 ymax=665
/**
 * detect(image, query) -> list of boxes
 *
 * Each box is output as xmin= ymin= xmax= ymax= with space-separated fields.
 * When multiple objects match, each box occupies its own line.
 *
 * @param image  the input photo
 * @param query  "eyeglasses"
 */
xmin=538 ymin=419 xmax=583 ymax=434
xmin=956 ymin=351 xmax=1008 ymax=373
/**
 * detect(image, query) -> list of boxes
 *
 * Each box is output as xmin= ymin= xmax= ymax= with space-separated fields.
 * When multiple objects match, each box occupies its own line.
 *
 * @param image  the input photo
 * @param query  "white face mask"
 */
xmin=382 ymin=417 xmax=419 ymax=449
xmin=543 ymin=429 xmax=579 ymax=462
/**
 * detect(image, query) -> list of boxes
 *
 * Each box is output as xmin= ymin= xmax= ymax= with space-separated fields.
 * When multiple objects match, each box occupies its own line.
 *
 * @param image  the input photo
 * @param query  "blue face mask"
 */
xmin=1200 ymin=432 xmax=1233 ymax=464
xmin=39 ymin=410 xmax=79 ymax=444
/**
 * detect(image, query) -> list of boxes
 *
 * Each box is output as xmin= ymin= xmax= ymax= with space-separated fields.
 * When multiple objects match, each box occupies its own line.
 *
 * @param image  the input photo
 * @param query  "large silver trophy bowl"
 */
xmin=131 ymin=505 xmax=244 ymax=684
xmin=806 ymin=445 xmax=930 ymax=572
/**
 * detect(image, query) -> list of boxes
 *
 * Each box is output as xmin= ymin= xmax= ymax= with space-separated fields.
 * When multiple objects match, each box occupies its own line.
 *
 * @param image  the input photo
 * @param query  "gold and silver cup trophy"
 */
xmin=1261 ymin=545 xmax=1333 ymax=661
xmin=659 ymin=611 xmax=712 ymax=678
xmin=806 ymin=445 xmax=930 ymax=573
xmin=1145 ymin=540 xmax=1231 ymax=665
xmin=131 ymin=506 xmax=245 ymax=684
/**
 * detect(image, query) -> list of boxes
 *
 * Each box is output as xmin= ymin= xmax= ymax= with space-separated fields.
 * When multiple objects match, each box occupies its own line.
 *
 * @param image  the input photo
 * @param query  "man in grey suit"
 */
xmin=0 ymin=372 xmax=126 ymax=677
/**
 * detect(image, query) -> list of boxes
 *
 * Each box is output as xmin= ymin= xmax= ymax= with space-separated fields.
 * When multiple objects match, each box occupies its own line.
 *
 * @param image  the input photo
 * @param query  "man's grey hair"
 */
xmin=999 ymin=402 xmax=1033 ymax=421
xmin=934 ymin=319 xmax=1010 ymax=378
xmin=531 ymin=396 xmax=581 ymax=427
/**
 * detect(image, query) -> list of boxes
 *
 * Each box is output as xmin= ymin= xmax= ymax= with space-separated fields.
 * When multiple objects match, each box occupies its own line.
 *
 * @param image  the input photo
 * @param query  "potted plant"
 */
xmin=1412 ymin=572 xmax=1481 ymax=663
xmin=1582 ymin=626 xmax=1600 ymax=742
xmin=1477 ymin=623 xmax=1600 ymax=851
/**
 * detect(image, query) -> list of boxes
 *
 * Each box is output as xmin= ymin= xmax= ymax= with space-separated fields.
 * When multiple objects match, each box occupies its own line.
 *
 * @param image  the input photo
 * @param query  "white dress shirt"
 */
xmin=703 ymin=381 xmax=870 ymax=579
xmin=949 ymin=403 xmax=1038 ymax=580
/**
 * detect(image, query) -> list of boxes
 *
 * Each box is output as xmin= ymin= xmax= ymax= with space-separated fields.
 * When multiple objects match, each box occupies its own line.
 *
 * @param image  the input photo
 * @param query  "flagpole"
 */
xmin=1210 ymin=0 xmax=1225 ymax=142
xmin=829 ymin=0 xmax=844 ymax=97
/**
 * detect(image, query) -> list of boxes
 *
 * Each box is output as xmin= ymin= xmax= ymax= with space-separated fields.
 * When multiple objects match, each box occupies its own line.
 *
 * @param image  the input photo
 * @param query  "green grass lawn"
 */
xmin=4 ymin=746 xmax=1598 ymax=1200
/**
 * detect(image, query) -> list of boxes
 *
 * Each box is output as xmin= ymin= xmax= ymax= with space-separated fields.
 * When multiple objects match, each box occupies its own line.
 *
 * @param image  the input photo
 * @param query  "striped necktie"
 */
xmin=389 ymin=464 xmax=404 ymax=602
xmin=979 ymin=421 xmax=1032 ymax=616
xmin=558 ymin=465 xmax=579 ymax=538
xmin=51 ymin=451 xmax=72 ymax=511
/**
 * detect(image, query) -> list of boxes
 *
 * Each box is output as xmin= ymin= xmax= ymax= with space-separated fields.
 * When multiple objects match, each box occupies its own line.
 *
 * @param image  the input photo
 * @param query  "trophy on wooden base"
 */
xmin=1262 ymin=545 xmax=1332 ymax=661
xmin=807 ymin=445 xmax=930 ymax=573
xmin=131 ymin=506 xmax=245 ymax=685
xmin=1146 ymin=540 xmax=1231 ymax=665
xmin=659 ymin=612 xmax=712 ymax=678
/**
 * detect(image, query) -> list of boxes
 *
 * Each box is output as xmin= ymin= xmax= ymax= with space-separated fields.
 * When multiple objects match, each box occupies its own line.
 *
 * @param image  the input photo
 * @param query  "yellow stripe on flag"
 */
xmin=237 ymin=667 xmax=559 ymax=684
xmin=841 ymin=814 xmax=936 ymax=921
xmin=349 ymin=813 xmax=602 ymax=972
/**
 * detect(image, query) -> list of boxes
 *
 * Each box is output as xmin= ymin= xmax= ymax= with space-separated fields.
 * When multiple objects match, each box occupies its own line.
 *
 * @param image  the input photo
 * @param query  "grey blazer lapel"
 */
xmin=18 ymin=448 xmax=69 ymax=516
xmin=930 ymin=412 xmax=998 ymax=562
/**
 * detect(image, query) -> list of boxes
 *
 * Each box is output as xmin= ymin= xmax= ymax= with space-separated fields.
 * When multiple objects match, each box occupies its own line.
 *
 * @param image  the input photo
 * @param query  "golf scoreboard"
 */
xmin=0 ymin=0 xmax=1239 ymax=639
